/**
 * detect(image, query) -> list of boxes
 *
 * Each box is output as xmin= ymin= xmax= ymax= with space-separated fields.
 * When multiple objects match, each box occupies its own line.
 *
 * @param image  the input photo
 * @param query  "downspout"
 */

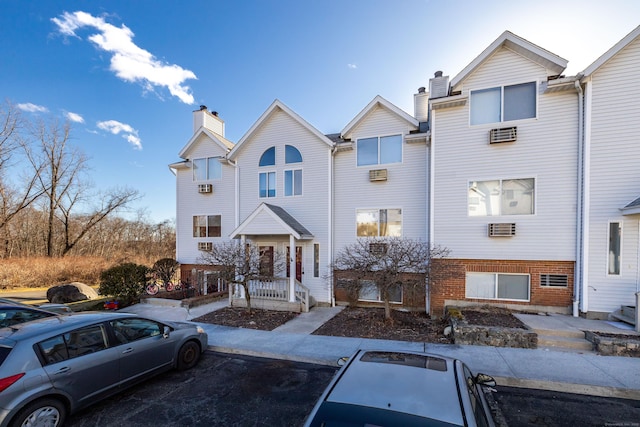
xmin=329 ymin=144 xmax=339 ymax=306
xmin=427 ymin=110 xmax=435 ymax=317
xmin=582 ymin=79 xmax=593 ymax=314
xmin=573 ymin=78 xmax=584 ymax=317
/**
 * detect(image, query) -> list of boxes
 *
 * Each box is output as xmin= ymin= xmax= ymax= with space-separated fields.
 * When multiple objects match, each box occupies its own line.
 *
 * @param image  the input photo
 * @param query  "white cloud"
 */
xmin=347 ymin=63 xmax=357 ymax=69
xmin=52 ymin=11 xmax=197 ymax=104
xmin=65 ymin=111 xmax=85 ymax=123
xmin=17 ymin=103 xmax=49 ymax=113
xmin=97 ymin=119 xmax=142 ymax=150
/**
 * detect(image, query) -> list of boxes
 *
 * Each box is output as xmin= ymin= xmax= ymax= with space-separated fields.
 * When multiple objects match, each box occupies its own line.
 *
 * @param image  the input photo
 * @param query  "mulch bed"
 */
xmin=192 ymin=306 xmax=299 ymax=331
xmin=311 ymin=307 xmax=453 ymax=344
xmin=461 ymin=307 xmax=528 ymax=329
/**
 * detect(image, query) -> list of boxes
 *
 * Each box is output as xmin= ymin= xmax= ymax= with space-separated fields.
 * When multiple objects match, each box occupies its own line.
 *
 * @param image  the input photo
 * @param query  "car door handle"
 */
xmin=122 ymin=348 xmax=134 ymax=354
xmin=55 ymin=367 xmax=71 ymax=374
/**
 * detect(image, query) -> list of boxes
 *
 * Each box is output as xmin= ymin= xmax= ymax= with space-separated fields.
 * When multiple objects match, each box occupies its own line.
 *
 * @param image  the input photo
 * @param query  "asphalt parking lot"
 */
xmin=67 ymin=351 xmax=337 ymax=426
xmin=66 ymin=351 xmax=640 ymax=427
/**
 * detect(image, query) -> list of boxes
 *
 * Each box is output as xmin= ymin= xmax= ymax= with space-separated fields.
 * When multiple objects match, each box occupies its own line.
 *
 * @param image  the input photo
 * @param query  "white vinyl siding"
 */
xmin=234 ymin=109 xmax=331 ymax=304
xmin=432 ymin=46 xmax=578 ymax=260
xmin=175 ymin=134 xmax=236 ymax=264
xmin=585 ymin=35 xmax=640 ymax=313
xmin=334 ymin=105 xmax=427 ymax=253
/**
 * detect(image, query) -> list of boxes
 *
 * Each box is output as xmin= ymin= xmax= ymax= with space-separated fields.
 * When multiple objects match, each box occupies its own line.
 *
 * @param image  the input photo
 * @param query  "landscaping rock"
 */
xmin=47 ymin=282 xmax=99 ymax=303
xmin=584 ymin=331 xmax=640 ymax=357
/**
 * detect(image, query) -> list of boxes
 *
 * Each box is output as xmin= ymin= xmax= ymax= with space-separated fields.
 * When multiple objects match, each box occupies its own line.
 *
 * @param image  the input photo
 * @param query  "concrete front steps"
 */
xmin=534 ymin=328 xmax=594 ymax=352
xmin=610 ymin=305 xmax=636 ymax=327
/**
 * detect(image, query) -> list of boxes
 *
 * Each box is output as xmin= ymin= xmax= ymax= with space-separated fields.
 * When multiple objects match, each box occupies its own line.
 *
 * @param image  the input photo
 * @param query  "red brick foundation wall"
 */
xmin=430 ymin=259 xmax=574 ymax=316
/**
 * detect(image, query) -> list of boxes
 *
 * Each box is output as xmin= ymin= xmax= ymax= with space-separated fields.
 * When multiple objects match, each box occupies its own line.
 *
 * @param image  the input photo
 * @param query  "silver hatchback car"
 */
xmin=304 ymin=349 xmax=497 ymax=427
xmin=0 ymin=312 xmax=208 ymax=427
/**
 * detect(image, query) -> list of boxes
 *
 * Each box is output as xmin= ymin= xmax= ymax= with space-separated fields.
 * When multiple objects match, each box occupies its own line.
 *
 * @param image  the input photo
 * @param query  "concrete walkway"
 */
xmin=120 ymin=300 xmax=640 ymax=400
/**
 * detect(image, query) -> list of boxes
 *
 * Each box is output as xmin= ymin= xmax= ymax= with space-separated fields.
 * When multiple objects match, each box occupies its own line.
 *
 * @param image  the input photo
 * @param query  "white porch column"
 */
xmin=289 ymin=234 xmax=296 ymax=302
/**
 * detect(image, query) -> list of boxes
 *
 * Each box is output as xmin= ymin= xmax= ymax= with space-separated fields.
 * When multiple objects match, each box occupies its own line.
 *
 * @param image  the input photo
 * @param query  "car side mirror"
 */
xmin=163 ymin=326 xmax=170 ymax=339
xmin=474 ymin=373 xmax=496 ymax=387
xmin=337 ymin=356 xmax=350 ymax=367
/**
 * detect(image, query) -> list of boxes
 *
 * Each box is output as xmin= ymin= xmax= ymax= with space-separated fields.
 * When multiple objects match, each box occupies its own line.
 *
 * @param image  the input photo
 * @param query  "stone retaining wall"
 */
xmin=450 ymin=317 xmax=538 ymax=348
xmin=584 ymin=331 xmax=640 ymax=357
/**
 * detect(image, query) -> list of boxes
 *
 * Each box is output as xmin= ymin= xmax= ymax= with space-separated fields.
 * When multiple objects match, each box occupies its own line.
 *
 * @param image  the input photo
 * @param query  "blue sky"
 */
xmin=2 ymin=1 xmax=639 ymax=223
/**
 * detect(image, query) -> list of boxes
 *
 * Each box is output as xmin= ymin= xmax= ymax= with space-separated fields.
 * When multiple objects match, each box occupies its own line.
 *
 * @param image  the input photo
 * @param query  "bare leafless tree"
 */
xmin=199 ymin=240 xmax=285 ymax=313
xmin=332 ymin=237 xmax=455 ymax=319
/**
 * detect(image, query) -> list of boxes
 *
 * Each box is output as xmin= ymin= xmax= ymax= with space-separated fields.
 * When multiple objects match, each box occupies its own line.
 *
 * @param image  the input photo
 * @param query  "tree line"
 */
xmin=0 ymin=100 xmax=174 ymax=261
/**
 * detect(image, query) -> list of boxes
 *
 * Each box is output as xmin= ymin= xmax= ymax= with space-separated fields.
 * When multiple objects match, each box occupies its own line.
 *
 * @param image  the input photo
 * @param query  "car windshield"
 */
xmin=0 ymin=308 xmax=55 ymax=328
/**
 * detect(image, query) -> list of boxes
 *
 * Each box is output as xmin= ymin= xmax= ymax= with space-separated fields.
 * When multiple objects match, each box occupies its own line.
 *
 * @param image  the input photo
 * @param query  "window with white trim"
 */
xmin=468 ymin=178 xmax=534 ymax=216
xmin=193 ymin=157 xmax=221 ymax=181
xmin=284 ymin=169 xmax=302 ymax=196
xmin=358 ymin=280 xmax=402 ymax=303
xmin=259 ymin=147 xmax=275 ymax=166
xmin=356 ymin=208 xmax=402 ymax=237
xmin=466 ymin=272 xmax=530 ymax=301
xmin=357 ymin=134 xmax=402 ymax=166
xmin=259 ymin=172 xmax=276 ymax=198
xmin=193 ymin=215 xmax=221 ymax=238
xmin=470 ymin=82 xmax=536 ymax=125
xmin=608 ymin=222 xmax=621 ymax=275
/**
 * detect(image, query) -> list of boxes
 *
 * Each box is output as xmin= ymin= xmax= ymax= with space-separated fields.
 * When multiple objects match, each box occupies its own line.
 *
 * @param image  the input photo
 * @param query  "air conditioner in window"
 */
xmin=197 ymin=242 xmax=212 ymax=251
xmin=489 ymin=127 xmax=517 ymax=144
xmin=369 ymin=169 xmax=388 ymax=182
xmin=198 ymin=184 xmax=213 ymax=193
xmin=488 ymin=223 xmax=516 ymax=237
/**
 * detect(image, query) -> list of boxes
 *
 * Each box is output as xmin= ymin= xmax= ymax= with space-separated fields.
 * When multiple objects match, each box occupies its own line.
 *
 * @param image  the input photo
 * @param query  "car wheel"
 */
xmin=10 ymin=397 xmax=66 ymax=427
xmin=177 ymin=341 xmax=200 ymax=371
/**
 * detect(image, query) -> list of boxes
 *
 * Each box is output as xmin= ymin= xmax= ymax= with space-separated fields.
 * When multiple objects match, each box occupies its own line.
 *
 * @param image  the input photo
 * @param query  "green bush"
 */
xmin=99 ymin=263 xmax=149 ymax=305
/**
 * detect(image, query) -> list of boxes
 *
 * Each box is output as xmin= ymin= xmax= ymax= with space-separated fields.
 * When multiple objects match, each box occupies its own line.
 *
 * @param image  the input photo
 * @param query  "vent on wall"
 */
xmin=369 ymin=169 xmax=388 ymax=182
xmin=489 ymin=127 xmax=517 ymax=144
xmin=197 ymin=242 xmax=212 ymax=251
xmin=198 ymin=184 xmax=213 ymax=193
xmin=540 ymin=274 xmax=568 ymax=287
xmin=488 ymin=223 xmax=516 ymax=237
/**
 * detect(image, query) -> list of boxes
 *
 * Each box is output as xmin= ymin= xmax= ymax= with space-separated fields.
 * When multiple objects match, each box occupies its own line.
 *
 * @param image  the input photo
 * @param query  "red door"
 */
xmin=287 ymin=246 xmax=302 ymax=281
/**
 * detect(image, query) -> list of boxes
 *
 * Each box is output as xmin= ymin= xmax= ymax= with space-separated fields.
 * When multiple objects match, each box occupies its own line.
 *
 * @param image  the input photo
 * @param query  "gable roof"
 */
xmin=229 ymin=203 xmax=313 ymax=240
xmin=228 ymin=99 xmax=334 ymax=160
xmin=581 ymin=25 xmax=640 ymax=78
xmin=341 ymin=95 xmax=418 ymax=138
xmin=450 ymin=31 xmax=568 ymax=88
xmin=178 ymin=127 xmax=234 ymax=159
xmin=621 ymin=195 xmax=640 ymax=216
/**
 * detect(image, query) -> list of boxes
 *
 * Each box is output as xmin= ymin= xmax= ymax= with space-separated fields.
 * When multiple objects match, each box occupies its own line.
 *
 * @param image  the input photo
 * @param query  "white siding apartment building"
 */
xmin=171 ymin=26 xmax=640 ymax=320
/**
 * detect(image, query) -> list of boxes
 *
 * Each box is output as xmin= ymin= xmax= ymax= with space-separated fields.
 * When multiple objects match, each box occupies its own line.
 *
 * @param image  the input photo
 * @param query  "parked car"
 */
xmin=0 ymin=298 xmax=72 ymax=314
xmin=0 ymin=312 xmax=208 ymax=427
xmin=304 ymin=349 xmax=497 ymax=427
xmin=0 ymin=304 xmax=60 ymax=329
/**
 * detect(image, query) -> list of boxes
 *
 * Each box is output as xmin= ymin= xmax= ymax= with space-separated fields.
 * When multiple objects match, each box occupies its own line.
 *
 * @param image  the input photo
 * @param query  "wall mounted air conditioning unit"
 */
xmin=197 ymin=242 xmax=212 ymax=251
xmin=198 ymin=184 xmax=213 ymax=193
xmin=488 ymin=223 xmax=516 ymax=237
xmin=369 ymin=169 xmax=388 ymax=182
xmin=489 ymin=127 xmax=517 ymax=144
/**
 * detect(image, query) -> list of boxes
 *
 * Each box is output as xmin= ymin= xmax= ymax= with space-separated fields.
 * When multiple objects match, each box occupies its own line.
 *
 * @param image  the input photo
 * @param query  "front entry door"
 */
xmin=287 ymin=246 xmax=302 ymax=282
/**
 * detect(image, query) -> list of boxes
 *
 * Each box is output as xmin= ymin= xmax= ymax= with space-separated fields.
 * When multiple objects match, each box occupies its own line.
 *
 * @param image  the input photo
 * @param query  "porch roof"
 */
xmin=230 ymin=203 xmax=314 ymax=240
xmin=621 ymin=195 xmax=640 ymax=215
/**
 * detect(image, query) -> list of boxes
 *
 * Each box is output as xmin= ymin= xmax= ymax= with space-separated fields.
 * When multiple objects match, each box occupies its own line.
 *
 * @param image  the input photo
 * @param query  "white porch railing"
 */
xmin=230 ymin=278 xmax=311 ymax=312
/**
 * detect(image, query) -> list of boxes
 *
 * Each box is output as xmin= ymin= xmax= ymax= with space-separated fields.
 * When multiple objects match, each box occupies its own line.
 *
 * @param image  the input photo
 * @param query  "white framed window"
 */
xmin=468 ymin=178 xmax=534 ymax=216
xmin=285 ymin=145 xmax=303 ymax=163
xmin=608 ymin=222 xmax=622 ymax=275
xmin=470 ymin=82 xmax=537 ymax=125
xmin=193 ymin=157 xmax=222 ymax=181
xmin=356 ymin=208 xmax=402 ymax=237
xmin=466 ymin=273 xmax=530 ymax=301
xmin=284 ymin=169 xmax=302 ymax=196
xmin=358 ymin=280 xmax=402 ymax=303
xmin=259 ymin=147 xmax=276 ymax=166
xmin=193 ymin=215 xmax=221 ymax=238
xmin=357 ymin=134 xmax=402 ymax=166
xmin=259 ymin=171 xmax=276 ymax=198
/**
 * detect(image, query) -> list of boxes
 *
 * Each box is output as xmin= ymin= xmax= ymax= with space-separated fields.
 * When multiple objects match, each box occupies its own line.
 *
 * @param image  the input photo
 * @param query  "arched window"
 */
xmin=285 ymin=145 xmax=302 ymax=163
xmin=259 ymin=147 xmax=276 ymax=166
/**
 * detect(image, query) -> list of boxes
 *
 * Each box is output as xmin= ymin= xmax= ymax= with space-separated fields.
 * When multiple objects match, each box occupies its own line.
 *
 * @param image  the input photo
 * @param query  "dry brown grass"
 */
xmin=0 ymin=257 xmax=119 ymax=290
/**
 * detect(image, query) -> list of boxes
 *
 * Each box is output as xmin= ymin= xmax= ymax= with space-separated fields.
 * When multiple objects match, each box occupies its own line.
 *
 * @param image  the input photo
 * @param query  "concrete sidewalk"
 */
xmin=120 ymin=299 xmax=640 ymax=400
